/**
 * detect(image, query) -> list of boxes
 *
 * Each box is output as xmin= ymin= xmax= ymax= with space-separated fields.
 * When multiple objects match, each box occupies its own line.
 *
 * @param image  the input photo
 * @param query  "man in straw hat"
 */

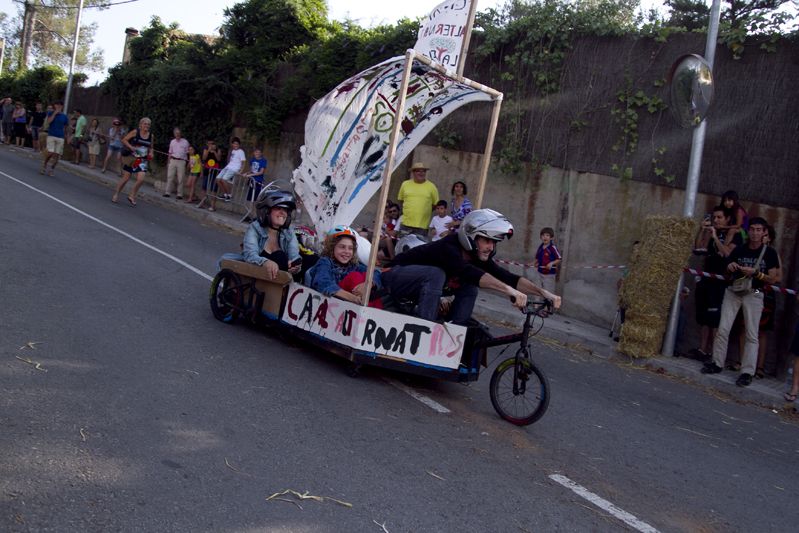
xmin=397 ymin=162 xmax=439 ymax=237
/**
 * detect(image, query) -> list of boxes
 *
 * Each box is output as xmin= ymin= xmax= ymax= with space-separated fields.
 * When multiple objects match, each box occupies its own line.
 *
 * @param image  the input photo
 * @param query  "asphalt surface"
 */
xmin=2 ymin=148 xmax=799 ymax=532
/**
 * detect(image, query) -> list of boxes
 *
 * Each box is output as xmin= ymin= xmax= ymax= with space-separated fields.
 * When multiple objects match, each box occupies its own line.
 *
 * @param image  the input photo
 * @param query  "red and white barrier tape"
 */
xmin=493 ymin=260 xmax=797 ymax=296
xmin=495 ymin=258 xmax=536 ymax=268
xmin=495 ymin=259 xmax=629 ymax=269
xmin=683 ymin=267 xmax=797 ymax=295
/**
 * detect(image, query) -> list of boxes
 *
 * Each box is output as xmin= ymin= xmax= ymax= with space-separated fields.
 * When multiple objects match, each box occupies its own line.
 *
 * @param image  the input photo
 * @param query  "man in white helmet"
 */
xmin=383 ymin=209 xmax=562 ymax=324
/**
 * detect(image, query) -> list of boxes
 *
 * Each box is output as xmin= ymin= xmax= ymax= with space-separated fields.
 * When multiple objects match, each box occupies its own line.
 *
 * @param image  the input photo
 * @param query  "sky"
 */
xmin=0 ymin=0 xmax=506 ymax=84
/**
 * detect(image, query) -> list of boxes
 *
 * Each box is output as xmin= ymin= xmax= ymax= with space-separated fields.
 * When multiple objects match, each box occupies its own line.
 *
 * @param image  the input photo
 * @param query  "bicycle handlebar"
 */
xmin=508 ymin=296 xmax=553 ymax=316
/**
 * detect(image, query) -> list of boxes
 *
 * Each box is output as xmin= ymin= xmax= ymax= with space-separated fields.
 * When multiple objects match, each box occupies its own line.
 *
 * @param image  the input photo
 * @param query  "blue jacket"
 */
xmin=306 ymin=256 xmax=382 ymax=296
xmin=216 ymin=221 xmax=300 ymax=269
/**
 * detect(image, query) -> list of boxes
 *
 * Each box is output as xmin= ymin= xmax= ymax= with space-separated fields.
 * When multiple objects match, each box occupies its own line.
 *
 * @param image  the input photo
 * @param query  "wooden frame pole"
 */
xmin=362 ymin=50 xmax=417 ymax=307
xmin=474 ymin=95 xmax=503 ymax=209
xmin=456 ymin=0 xmax=479 ymax=77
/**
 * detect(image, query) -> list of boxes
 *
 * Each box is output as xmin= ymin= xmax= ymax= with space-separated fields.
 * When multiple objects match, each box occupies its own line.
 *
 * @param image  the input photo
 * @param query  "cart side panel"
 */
xmin=220 ymin=260 xmax=292 ymax=317
xmin=281 ymin=283 xmax=468 ymax=370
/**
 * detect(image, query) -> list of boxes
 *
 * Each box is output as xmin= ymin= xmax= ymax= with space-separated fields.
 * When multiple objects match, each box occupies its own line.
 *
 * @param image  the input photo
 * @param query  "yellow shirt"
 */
xmin=189 ymin=154 xmax=202 ymax=174
xmin=397 ymin=179 xmax=439 ymax=229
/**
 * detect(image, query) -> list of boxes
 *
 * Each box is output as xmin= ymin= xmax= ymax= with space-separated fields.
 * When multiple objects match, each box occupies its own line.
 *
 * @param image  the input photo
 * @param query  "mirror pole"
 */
xmin=661 ymin=0 xmax=721 ymax=357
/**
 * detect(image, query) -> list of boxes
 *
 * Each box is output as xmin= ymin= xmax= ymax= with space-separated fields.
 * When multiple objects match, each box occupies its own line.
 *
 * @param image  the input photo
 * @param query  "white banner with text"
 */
xmin=280 ymin=283 xmax=467 ymax=369
xmin=413 ymin=0 xmax=473 ymax=69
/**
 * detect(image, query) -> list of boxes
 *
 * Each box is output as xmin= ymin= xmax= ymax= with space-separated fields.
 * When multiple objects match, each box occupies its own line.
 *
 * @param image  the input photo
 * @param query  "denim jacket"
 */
xmin=306 ymin=256 xmax=382 ymax=296
xmin=216 ymin=221 xmax=300 ymax=270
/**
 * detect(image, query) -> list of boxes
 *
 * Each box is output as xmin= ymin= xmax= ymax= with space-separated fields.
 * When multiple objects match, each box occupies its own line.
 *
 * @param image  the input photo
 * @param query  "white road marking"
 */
xmin=548 ymin=474 xmax=660 ymax=533
xmin=384 ymin=378 xmax=451 ymax=413
xmin=1 ymin=170 xmax=214 ymax=281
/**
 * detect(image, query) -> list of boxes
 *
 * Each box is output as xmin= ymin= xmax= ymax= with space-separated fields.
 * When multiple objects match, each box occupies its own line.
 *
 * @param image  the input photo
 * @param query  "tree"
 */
xmin=664 ymin=0 xmax=710 ymax=30
xmin=664 ymin=0 xmax=795 ymax=32
xmin=6 ymin=0 xmax=105 ymax=73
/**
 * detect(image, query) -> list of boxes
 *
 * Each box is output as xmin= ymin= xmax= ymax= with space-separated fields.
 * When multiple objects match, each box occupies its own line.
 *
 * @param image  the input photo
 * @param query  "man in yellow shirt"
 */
xmin=397 ymin=162 xmax=439 ymax=236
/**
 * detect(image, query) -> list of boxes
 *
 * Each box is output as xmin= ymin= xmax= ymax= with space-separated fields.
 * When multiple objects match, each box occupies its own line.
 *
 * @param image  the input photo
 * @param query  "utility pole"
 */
xmin=63 ymin=0 xmax=85 ymax=116
xmin=661 ymin=0 xmax=722 ymax=357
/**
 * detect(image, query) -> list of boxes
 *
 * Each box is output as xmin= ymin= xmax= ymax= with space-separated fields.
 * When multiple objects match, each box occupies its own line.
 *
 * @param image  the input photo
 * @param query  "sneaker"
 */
xmin=700 ymin=362 xmax=723 ymax=374
xmin=176 ymin=195 xmax=183 ymax=200
xmin=736 ymin=373 xmax=753 ymax=387
xmin=162 ymin=193 xmax=170 ymax=198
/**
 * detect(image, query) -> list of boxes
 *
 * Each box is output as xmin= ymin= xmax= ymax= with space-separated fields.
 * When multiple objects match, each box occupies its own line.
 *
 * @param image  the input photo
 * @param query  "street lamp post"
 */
xmin=661 ymin=0 xmax=722 ymax=357
xmin=63 ymin=0 xmax=85 ymax=115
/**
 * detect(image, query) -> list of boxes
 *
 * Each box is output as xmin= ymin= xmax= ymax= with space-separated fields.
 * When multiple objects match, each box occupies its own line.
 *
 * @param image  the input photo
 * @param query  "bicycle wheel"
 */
xmin=489 ymin=356 xmax=550 ymax=426
xmin=209 ymin=270 xmax=242 ymax=324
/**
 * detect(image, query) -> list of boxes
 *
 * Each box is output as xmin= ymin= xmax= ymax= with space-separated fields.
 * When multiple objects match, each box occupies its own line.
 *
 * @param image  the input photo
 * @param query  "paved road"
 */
xmin=2 ymin=149 xmax=798 ymax=532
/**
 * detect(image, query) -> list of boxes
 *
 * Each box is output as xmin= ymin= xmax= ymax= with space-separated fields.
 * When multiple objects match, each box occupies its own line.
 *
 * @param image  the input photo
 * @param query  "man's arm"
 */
xmin=714 ymin=228 xmax=737 ymax=257
xmin=695 ymin=223 xmax=712 ymax=249
xmin=479 ymin=273 xmax=528 ymax=310
xmin=516 ymin=277 xmax=562 ymax=309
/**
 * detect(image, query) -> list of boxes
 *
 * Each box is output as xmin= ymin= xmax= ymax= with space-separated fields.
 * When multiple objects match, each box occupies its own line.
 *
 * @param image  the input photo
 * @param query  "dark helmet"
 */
xmin=457 ymin=209 xmax=513 ymax=257
xmin=256 ymin=189 xmax=296 ymax=228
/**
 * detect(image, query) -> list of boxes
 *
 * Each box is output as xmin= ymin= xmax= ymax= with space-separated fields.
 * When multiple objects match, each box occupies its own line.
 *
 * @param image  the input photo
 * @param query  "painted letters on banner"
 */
xmin=414 ymin=0 xmax=473 ymax=69
xmin=281 ymin=283 xmax=467 ymax=370
xmin=291 ymin=55 xmax=491 ymax=236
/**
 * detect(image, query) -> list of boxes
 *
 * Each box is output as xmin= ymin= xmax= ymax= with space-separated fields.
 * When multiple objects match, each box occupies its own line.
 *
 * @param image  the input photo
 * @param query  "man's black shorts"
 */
xmin=695 ymin=279 xmax=726 ymax=328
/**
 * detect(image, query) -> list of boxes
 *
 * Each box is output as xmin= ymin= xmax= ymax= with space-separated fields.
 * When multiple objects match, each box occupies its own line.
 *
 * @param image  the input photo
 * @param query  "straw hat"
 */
xmin=410 ymin=162 xmax=429 ymax=171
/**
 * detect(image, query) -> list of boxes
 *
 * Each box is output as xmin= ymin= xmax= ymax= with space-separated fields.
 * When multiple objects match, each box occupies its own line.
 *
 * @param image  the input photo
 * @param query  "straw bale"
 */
xmin=618 ymin=312 xmax=666 ymax=358
xmin=617 ymin=216 xmax=696 ymax=358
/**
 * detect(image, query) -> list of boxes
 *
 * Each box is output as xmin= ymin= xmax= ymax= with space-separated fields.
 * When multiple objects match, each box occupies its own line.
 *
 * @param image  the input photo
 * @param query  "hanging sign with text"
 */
xmin=281 ymin=283 xmax=467 ymax=369
xmin=413 ymin=0 xmax=473 ymax=69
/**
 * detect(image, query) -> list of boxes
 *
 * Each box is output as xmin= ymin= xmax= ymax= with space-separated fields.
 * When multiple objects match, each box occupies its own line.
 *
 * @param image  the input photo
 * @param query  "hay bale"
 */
xmin=618 ymin=216 xmax=696 ymax=358
xmin=619 ymin=312 xmax=667 ymax=358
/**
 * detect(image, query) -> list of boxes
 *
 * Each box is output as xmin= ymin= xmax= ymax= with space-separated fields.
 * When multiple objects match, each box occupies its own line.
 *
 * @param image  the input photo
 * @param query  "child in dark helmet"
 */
xmin=216 ymin=189 xmax=301 ymax=280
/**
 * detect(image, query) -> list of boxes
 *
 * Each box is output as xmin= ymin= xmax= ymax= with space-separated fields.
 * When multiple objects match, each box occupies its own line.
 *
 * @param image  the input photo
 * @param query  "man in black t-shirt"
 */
xmin=383 ymin=209 xmax=561 ymax=325
xmin=691 ymin=206 xmax=742 ymax=359
xmin=702 ymin=217 xmax=780 ymax=387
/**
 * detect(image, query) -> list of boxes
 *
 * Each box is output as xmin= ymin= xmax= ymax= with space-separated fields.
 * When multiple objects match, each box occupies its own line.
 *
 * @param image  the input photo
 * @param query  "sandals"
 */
xmin=755 ymin=368 xmax=765 ymax=379
xmin=784 ymin=392 xmax=797 ymax=402
xmin=127 ymin=196 xmax=137 ymax=207
xmin=111 ymin=194 xmax=119 ymax=204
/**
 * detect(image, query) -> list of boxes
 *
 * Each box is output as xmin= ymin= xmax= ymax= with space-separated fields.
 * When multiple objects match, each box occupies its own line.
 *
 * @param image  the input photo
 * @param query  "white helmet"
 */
xmin=458 ymin=209 xmax=514 ymax=253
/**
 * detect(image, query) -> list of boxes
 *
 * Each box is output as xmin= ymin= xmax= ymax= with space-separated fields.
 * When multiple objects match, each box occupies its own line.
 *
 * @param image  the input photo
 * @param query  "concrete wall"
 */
xmin=364 ymin=144 xmax=798 ymax=373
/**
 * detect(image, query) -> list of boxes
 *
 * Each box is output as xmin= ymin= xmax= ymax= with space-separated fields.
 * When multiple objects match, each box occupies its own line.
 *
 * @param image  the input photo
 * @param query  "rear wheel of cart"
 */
xmin=489 ymin=356 xmax=549 ymax=426
xmin=210 ymin=269 xmax=242 ymax=323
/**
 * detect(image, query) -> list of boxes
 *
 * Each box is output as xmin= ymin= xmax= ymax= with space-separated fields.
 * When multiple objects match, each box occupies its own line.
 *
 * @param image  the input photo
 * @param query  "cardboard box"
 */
xmin=219 ymin=260 xmax=292 ymax=317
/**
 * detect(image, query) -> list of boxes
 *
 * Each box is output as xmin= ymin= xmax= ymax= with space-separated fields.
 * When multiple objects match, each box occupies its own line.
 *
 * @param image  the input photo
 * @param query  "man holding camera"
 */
xmin=701 ymin=217 xmax=780 ymax=387
xmin=691 ymin=206 xmax=741 ymax=361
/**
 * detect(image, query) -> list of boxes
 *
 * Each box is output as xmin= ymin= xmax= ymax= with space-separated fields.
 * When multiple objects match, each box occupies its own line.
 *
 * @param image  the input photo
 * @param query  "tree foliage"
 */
xmin=105 ymin=0 xmax=417 ymax=147
xmin=1 ymin=0 xmax=105 ymax=73
xmin=0 ymin=65 xmax=68 ymax=105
